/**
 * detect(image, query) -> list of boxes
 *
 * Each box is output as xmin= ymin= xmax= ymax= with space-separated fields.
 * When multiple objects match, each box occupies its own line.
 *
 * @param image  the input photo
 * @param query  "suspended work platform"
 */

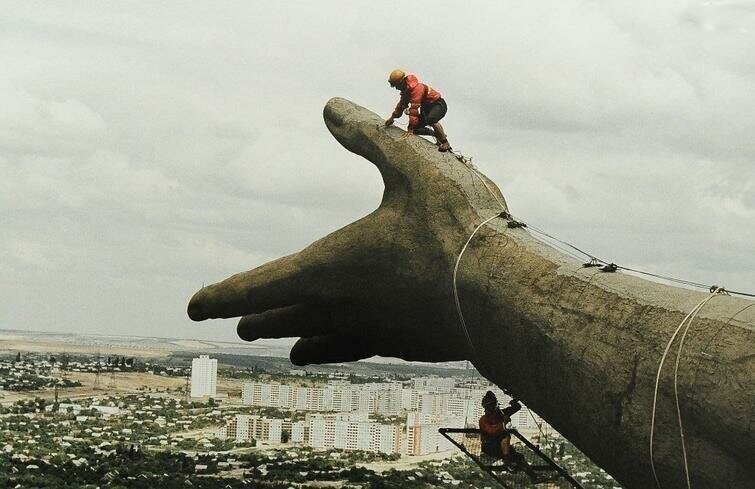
xmin=438 ymin=428 xmax=584 ymax=489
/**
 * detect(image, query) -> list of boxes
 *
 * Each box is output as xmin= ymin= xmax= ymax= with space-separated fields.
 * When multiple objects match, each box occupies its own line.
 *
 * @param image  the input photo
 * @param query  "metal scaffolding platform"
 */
xmin=438 ymin=428 xmax=584 ymax=489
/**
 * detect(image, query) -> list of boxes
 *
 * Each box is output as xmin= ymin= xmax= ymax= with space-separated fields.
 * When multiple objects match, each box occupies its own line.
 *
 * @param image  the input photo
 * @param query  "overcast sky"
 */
xmin=1 ymin=1 xmax=753 ymax=344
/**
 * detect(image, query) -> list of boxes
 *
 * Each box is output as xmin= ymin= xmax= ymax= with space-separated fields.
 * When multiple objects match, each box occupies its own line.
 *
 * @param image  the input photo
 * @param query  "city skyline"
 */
xmin=0 ymin=344 xmax=620 ymax=487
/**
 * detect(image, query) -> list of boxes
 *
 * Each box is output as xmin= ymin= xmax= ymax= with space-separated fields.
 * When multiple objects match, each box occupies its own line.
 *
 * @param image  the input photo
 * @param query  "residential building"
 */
xmin=221 ymin=414 xmax=283 ymax=445
xmin=306 ymin=413 xmax=399 ymax=454
xmin=190 ymin=355 xmax=217 ymax=398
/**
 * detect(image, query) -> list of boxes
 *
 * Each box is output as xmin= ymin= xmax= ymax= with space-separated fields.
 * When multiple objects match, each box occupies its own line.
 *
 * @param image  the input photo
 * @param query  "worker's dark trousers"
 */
xmin=418 ymin=98 xmax=447 ymax=127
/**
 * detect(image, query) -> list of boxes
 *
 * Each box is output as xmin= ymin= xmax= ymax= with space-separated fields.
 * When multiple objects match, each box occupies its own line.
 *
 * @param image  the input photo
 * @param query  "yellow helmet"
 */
xmin=388 ymin=69 xmax=406 ymax=87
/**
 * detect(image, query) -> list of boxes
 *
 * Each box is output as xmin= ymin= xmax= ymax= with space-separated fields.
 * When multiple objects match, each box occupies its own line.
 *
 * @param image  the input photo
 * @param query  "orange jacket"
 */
xmin=478 ymin=402 xmax=521 ymax=443
xmin=391 ymin=74 xmax=442 ymax=128
xmin=479 ymin=410 xmax=506 ymax=443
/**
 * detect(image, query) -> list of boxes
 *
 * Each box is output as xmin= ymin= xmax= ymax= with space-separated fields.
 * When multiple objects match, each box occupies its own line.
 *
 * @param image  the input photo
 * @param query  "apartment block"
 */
xmin=190 ymin=355 xmax=217 ymax=398
xmin=222 ymin=414 xmax=283 ymax=445
xmin=306 ymin=413 xmax=399 ymax=454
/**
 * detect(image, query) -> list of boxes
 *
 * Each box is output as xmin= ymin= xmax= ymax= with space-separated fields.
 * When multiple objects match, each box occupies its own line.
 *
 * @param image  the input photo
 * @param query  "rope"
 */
xmin=452 ymin=212 xmax=505 ymax=377
xmin=452 ymin=155 xmax=554 ymax=447
xmin=443 ymin=148 xmax=753 ymax=487
xmin=673 ymin=287 xmax=724 ymax=489
xmin=613 ymin=266 xmax=711 ymax=290
xmin=452 ymin=149 xmax=755 ymax=298
xmin=527 ymin=407 xmax=550 ymax=446
xmin=379 ymin=132 xmax=754 ymax=295
xmin=450 ymin=151 xmax=755 ymax=476
xmin=719 ymin=288 xmax=755 ymax=298
xmin=649 ymin=288 xmax=723 ymax=489
xmin=451 ymin=150 xmax=754 ymax=298
xmin=526 ymin=228 xmax=597 ymax=263
xmin=523 ymin=223 xmax=601 ymax=262
xmin=463 ymin=157 xmax=508 ymax=212
xmin=691 ymin=302 xmax=755 ymax=389
xmin=723 ymin=303 xmax=755 ymax=326
xmin=444 ymin=148 xmax=751 ymax=485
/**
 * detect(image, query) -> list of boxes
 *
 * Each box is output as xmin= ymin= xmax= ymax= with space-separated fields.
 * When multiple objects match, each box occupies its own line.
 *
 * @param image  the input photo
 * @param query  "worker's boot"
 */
xmin=432 ymin=123 xmax=452 ymax=152
xmin=504 ymin=451 xmax=525 ymax=465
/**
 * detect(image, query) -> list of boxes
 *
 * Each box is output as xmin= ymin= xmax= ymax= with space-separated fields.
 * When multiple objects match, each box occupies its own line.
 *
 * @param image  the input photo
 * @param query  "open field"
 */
xmin=0 ymin=329 xmax=297 ymax=362
xmin=0 ymin=370 xmax=246 ymax=405
xmin=0 ymin=338 xmax=169 ymax=359
xmin=0 ymin=371 xmax=181 ymax=404
xmin=0 ymin=328 xmax=469 ymax=372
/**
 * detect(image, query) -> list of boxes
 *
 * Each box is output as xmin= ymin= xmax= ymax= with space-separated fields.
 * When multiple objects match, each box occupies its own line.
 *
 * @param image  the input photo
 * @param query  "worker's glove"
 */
xmin=384 ymin=117 xmax=394 ymax=127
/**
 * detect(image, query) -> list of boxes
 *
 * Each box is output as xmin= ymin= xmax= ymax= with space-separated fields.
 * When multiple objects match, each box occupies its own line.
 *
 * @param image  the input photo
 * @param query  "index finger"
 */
xmin=187 ymin=252 xmax=311 ymax=321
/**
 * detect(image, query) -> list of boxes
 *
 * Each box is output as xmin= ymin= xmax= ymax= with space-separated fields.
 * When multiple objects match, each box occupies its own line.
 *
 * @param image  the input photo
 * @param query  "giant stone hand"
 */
xmin=187 ymin=97 xmax=505 ymax=365
xmin=188 ymin=98 xmax=754 ymax=489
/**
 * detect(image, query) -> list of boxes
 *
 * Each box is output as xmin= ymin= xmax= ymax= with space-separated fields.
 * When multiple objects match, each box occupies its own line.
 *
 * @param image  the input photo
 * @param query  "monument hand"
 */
xmin=187 ymin=98 xmax=507 ymax=365
xmin=186 ymin=98 xmax=755 ymax=489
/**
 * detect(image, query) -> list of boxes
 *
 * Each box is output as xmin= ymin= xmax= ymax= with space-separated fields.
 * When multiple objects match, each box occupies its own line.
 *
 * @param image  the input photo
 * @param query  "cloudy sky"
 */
xmin=1 ymin=1 xmax=753 ymax=344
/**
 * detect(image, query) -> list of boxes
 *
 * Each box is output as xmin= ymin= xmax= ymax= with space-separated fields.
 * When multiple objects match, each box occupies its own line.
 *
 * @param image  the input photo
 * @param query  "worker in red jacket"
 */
xmin=384 ymin=69 xmax=452 ymax=152
xmin=479 ymin=391 xmax=524 ymax=463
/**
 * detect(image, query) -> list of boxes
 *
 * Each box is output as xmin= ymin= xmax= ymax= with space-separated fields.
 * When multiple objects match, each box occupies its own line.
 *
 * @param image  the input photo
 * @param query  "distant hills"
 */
xmin=0 ymin=328 xmax=470 ymax=373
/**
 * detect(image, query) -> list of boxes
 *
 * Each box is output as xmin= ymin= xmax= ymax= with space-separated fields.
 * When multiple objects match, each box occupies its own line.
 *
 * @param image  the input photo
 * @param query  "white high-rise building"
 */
xmin=190 ymin=355 xmax=217 ymax=398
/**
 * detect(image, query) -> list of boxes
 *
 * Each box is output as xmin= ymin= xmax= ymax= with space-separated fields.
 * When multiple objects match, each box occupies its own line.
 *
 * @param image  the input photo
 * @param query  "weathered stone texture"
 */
xmin=189 ymin=98 xmax=754 ymax=489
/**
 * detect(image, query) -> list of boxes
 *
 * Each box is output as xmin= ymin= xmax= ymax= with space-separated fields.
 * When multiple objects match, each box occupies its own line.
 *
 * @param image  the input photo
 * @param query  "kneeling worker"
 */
xmin=479 ymin=391 xmax=523 ymax=463
xmin=385 ymin=69 xmax=452 ymax=152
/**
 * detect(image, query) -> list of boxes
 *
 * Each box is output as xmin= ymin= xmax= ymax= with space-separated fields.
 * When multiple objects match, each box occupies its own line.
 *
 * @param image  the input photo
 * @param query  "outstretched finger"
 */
xmin=237 ymin=304 xmax=335 ymax=341
xmin=187 ymin=254 xmax=314 ymax=321
xmin=289 ymin=334 xmax=375 ymax=366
